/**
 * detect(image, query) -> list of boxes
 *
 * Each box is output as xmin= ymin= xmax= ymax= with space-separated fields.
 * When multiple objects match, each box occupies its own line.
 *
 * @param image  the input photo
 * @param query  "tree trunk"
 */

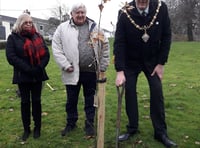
xmin=187 ymin=21 xmax=194 ymax=41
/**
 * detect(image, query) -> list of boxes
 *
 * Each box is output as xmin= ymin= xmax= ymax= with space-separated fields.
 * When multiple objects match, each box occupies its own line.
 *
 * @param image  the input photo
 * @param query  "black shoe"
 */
xmin=61 ymin=124 xmax=76 ymax=136
xmin=118 ymin=131 xmax=137 ymax=141
xmin=33 ymin=128 xmax=41 ymax=139
xmin=155 ymin=134 xmax=177 ymax=148
xmin=84 ymin=121 xmax=95 ymax=137
xmin=21 ymin=130 xmax=31 ymax=141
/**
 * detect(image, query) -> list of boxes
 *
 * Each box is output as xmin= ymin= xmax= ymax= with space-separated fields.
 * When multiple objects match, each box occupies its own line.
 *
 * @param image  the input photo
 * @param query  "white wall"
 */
xmin=2 ymin=21 xmax=11 ymax=39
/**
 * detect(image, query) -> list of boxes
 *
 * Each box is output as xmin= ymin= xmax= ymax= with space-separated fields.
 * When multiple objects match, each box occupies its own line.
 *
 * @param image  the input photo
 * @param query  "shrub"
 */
xmin=0 ymin=40 xmax=6 ymax=50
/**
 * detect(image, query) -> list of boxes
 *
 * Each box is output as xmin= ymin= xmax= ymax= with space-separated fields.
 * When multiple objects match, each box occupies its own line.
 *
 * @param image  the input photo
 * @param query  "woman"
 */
xmin=6 ymin=13 xmax=50 ymax=141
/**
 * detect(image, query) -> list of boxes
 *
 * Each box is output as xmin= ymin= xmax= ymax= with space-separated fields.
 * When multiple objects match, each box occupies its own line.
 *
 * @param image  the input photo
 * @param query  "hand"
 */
xmin=99 ymin=72 xmax=106 ymax=80
xmin=66 ymin=66 xmax=74 ymax=73
xmin=115 ymin=71 xmax=126 ymax=86
xmin=151 ymin=64 xmax=164 ymax=80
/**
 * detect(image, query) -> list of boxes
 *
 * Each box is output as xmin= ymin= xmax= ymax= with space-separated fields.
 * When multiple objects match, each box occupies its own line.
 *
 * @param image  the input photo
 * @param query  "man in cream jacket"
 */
xmin=52 ymin=2 xmax=110 ymax=138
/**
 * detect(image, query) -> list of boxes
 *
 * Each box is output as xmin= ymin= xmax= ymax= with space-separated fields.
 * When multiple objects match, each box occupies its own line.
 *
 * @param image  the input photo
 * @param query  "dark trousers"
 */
xmin=125 ymin=66 xmax=167 ymax=136
xmin=18 ymin=82 xmax=42 ymax=131
xmin=65 ymin=72 xmax=96 ymax=125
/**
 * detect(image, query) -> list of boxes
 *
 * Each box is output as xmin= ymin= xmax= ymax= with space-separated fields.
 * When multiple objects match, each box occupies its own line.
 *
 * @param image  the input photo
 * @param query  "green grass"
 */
xmin=0 ymin=41 xmax=200 ymax=148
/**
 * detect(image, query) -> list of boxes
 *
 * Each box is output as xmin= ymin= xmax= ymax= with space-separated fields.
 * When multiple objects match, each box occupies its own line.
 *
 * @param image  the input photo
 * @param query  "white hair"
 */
xmin=71 ymin=2 xmax=87 ymax=13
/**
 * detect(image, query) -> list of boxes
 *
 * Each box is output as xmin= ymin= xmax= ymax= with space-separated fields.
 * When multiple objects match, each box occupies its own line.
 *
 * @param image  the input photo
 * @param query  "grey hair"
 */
xmin=12 ymin=13 xmax=36 ymax=33
xmin=71 ymin=2 xmax=87 ymax=14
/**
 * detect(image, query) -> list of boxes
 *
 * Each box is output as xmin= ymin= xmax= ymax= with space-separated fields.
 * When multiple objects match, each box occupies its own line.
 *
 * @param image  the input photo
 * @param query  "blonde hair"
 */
xmin=12 ymin=13 xmax=36 ymax=33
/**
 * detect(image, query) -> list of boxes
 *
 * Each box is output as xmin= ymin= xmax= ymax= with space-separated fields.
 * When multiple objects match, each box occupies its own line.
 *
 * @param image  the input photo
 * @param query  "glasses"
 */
xmin=23 ymin=21 xmax=33 ymax=25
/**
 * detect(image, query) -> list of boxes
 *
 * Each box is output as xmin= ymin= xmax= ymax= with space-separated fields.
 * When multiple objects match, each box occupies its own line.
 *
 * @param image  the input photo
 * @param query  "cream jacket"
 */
xmin=52 ymin=18 xmax=110 ymax=85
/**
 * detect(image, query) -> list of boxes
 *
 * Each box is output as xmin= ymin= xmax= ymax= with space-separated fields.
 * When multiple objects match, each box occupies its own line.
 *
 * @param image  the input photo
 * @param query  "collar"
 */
xmin=69 ymin=18 xmax=90 ymax=27
xmin=137 ymin=5 xmax=149 ymax=15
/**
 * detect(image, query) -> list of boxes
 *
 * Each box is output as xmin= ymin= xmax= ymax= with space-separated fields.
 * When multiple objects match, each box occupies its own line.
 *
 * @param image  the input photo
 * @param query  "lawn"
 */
xmin=0 ymin=41 xmax=200 ymax=148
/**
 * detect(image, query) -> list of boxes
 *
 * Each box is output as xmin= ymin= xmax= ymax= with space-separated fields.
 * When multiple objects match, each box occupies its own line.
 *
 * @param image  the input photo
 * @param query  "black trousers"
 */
xmin=124 ymin=66 xmax=167 ymax=136
xmin=65 ymin=72 xmax=96 ymax=125
xmin=18 ymin=82 xmax=42 ymax=131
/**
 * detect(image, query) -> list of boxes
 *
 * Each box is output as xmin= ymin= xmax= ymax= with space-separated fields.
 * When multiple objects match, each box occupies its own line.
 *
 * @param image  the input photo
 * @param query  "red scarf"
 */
xmin=21 ymin=28 xmax=46 ymax=66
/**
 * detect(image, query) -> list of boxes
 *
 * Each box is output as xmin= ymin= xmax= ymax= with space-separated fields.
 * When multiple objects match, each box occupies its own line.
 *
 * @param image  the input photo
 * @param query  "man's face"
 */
xmin=136 ymin=0 xmax=149 ymax=10
xmin=71 ymin=7 xmax=86 ymax=26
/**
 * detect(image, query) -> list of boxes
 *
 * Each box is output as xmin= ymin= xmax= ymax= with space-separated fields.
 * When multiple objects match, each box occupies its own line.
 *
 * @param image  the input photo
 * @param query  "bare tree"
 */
xmin=166 ymin=0 xmax=200 ymax=41
xmin=51 ymin=4 xmax=70 ymax=23
xmin=45 ymin=3 xmax=70 ymax=36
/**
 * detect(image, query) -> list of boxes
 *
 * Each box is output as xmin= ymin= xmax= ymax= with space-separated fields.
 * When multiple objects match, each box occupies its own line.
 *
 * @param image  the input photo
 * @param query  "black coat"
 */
xmin=6 ymin=32 xmax=50 ymax=84
xmin=114 ymin=0 xmax=171 ymax=72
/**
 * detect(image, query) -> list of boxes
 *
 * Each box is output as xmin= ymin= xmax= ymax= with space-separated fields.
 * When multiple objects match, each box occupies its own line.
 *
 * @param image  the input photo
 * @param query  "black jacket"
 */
xmin=114 ymin=0 xmax=171 ymax=72
xmin=6 ymin=32 xmax=50 ymax=84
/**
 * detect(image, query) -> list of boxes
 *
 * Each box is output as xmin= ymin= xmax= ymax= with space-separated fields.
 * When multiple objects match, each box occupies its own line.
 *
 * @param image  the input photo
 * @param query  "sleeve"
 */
xmin=6 ymin=35 xmax=32 ymax=73
xmin=158 ymin=2 xmax=172 ymax=65
xmin=99 ymin=31 xmax=110 ymax=72
xmin=51 ymin=25 xmax=71 ymax=70
xmin=39 ymin=35 xmax=50 ymax=69
xmin=113 ymin=10 xmax=126 ymax=71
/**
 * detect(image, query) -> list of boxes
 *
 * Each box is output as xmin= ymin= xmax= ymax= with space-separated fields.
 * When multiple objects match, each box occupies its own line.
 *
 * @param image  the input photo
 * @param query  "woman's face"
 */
xmin=22 ymin=17 xmax=33 ymax=31
xmin=71 ymin=7 xmax=86 ymax=26
xmin=136 ymin=0 xmax=149 ymax=10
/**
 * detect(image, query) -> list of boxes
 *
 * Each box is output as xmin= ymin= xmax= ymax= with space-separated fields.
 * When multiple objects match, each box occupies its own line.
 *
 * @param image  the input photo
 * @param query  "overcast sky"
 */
xmin=0 ymin=0 xmax=133 ymax=31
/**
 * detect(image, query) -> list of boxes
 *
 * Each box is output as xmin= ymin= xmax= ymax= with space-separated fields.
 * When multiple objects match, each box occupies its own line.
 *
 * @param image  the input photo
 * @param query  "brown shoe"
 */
xmin=84 ymin=120 xmax=95 ymax=139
